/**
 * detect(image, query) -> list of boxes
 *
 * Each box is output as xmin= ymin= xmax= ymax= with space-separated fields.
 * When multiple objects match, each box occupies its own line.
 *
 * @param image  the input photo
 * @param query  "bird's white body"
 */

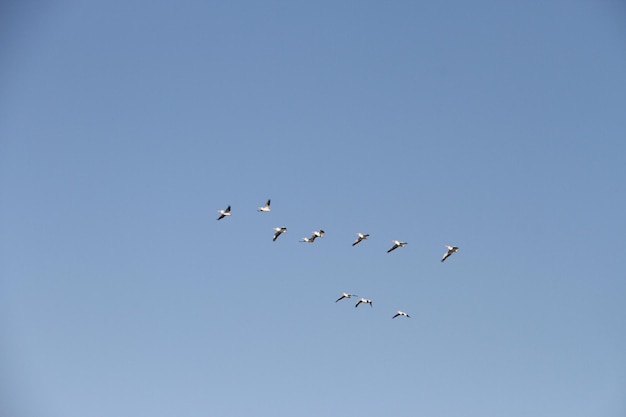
xmin=352 ymin=232 xmax=369 ymax=246
xmin=301 ymin=230 xmax=324 ymax=243
xmin=257 ymin=199 xmax=271 ymax=212
xmin=355 ymin=298 xmax=373 ymax=308
xmin=387 ymin=240 xmax=407 ymax=253
xmin=392 ymin=311 xmax=410 ymax=319
xmin=216 ymin=205 xmax=231 ymax=220
xmin=272 ymin=227 xmax=287 ymax=241
xmin=441 ymin=245 xmax=459 ymax=262
xmin=335 ymin=292 xmax=358 ymax=302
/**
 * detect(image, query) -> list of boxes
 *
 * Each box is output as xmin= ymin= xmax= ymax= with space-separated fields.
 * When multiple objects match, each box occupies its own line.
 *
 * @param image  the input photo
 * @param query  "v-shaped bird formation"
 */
xmin=216 ymin=199 xmax=460 ymax=321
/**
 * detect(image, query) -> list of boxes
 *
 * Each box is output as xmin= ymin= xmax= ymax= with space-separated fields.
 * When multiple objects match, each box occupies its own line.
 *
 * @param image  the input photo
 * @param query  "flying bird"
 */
xmin=216 ymin=205 xmax=231 ymax=220
xmin=387 ymin=240 xmax=407 ymax=253
xmin=335 ymin=292 xmax=358 ymax=303
xmin=272 ymin=227 xmax=287 ymax=241
xmin=352 ymin=232 xmax=370 ymax=246
xmin=355 ymin=298 xmax=373 ymax=308
xmin=441 ymin=245 xmax=459 ymax=262
xmin=257 ymin=199 xmax=271 ymax=212
xmin=312 ymin=229 xmax=325 ymax=238
xmin=392 ymin=311 xmax=411 ymax=319
xmin=301 ymin=230 xmax=323 ymax=243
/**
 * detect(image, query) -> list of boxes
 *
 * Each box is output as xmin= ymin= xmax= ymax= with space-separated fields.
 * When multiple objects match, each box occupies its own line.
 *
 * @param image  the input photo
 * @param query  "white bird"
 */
xmin=441 ymin=245 xmax=459 ymax=262
xmin=392 ymin=311 xmax=411 ymax=319
xmin=335 ymin=292 xmax=358 ymax=303
xmin=216 ymin=205 xmax=231 ymax=220
xmin=301 ymin=230 xmax=323 ymax=243
xmin=387 ymin=240 xmax=407 ymax=253
xmin=355 ymin=298 xmax=373 ymax=308
xmin=352 ymin=232 xmax=369 ymax=246
xmin=272 ymin=227 xmax=287 ymax=241
xmin=257 ymin=199 xmax=271 ymax=212
xmin=312 ymin=229 xmax=325 ymax=238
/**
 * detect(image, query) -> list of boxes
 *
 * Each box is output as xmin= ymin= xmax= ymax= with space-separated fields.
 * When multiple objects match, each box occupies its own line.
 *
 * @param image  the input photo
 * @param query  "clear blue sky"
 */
xmin=1 ymin=1 xmax=625 ymax=416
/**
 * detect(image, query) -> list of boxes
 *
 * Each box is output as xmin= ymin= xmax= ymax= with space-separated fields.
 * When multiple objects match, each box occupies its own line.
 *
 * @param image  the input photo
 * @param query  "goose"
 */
xmin=312 ymin=229 xmax=325 ymax=238
xmin=441 ymin=245 xmax=459 ymax=262
xmin=301 ymin=230 xmax=323 ymax=242
xmin=392 ymin=311 xmax=411 ymax=319
xmin=257 ymin=199 xmax=271 ymax=212
xmin=387 ymin=240 xmax=407 ymax=253
xmin=216 ymin=205 xmax=231 ymax=220
xmin=352 ymin=232 xmax=369 ymax=246
xmin=272 ymin=227 xmax=287 ymax=241
xmin=355 ymin=298 xmax=373 ymax=308
xmin=335 ymin=292 xmax=358 ymax=303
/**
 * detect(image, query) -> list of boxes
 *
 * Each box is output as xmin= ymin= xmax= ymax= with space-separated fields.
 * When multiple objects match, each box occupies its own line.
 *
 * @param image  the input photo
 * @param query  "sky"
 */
xmin=1 ymin=1 xmax=626 ymax=416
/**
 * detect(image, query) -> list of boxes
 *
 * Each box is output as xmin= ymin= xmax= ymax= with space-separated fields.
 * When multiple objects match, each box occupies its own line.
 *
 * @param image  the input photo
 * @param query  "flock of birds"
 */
xmin=217 ymin=200 xmax=459 ymax=320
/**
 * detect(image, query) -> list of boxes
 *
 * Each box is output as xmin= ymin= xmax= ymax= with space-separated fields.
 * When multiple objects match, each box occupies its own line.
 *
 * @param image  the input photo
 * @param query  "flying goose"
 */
xmin=301 ymin=230 xmax=323 ymax=242
xmin=392 ymin=311 xmax=411 ymax=319
xmin=352 ymin=232 xmax=369 ymax=246
xmin=441 ymin=245 xmax=459 ymax=262
xmin=257 ymin=199 xmax=271 ymax=212
xmin=272 ymin=227 xmax=287 ymax=241
xmin=335 ymin=292 xmax=358 ymax=303
xmin=355 ymin=298 xmax=373 ymax=308
xmin=312 ymin=229 xmax=325 ymax=238
xmin=387 ymin=240 xmax=407 ymax=253
xmin=216 ymin=205 xmax=231 ymax=220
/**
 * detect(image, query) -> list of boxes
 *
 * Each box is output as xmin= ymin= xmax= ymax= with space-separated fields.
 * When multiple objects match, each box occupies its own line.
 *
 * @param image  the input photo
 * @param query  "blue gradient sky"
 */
xmin=1 ymin=2 xmax=625 ymax=416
